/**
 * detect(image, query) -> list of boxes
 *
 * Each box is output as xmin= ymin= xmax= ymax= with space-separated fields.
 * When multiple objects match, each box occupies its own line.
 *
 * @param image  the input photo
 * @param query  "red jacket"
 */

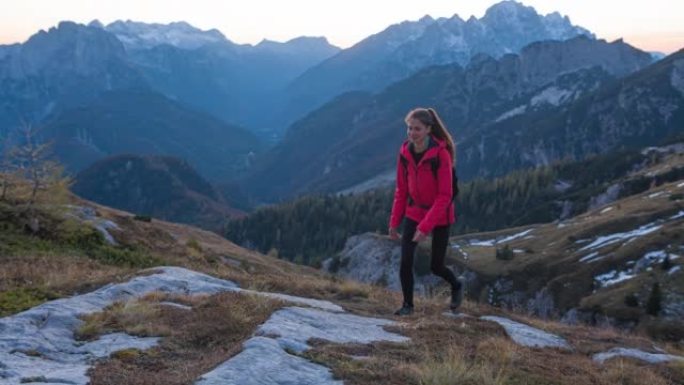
xmin=389 ymin=135 xmax=456 ymax=234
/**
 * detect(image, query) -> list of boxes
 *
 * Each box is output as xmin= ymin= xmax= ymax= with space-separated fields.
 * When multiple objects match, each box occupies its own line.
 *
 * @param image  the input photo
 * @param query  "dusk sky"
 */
xmin=1 ymin=0 xmax=682 ymax=53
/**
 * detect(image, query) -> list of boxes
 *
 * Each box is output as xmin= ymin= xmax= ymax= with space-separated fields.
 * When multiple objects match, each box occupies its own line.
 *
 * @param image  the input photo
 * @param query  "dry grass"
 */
xmin=0 ymin=254 xmax=129 ymax=293
xmin=77 ymin=299 xmax=171 ymax=340
xmin=300 ymin=303 xmax=684 ymax=385
xmin=86 ymin=291 xmax=284 ymax=385
xmin=417 ymin=338 xmax=518 ymax=385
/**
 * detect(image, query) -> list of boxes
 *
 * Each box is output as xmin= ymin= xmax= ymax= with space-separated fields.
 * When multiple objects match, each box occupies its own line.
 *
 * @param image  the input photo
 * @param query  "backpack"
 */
xmin=399 ymin=154 xmax=459 ymax=203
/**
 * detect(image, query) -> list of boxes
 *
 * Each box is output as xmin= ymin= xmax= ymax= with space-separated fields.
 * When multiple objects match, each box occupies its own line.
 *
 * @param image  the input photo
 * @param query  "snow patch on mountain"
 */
xmin=104 ymin=20 xmax=228 ymax=50
xmin=495 ymin=105 xmax=527 ymax=122
xmin=531 ymin=86 xmax=574 ymax=106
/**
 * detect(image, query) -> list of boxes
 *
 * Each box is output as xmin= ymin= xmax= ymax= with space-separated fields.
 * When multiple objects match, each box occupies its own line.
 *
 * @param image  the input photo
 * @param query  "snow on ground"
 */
xmin=646 ymin=191 xmax=666 ymax=199
xmin=670 ymin=210 xmax=684 ymax=220
xmin=579 ymin=251 xmax=602 ymax=263
xmin=578 ymin=221 xmax=662 ymax=252
xmin=600 ymin=207 xmax=613 ymax=214
xmin=642 ymin=250 xmax=680 ymax=263
xmin=592 ymin=249 xmax=681 ymax=286
xmin=451 ymin=243 xmax=470 ymax=259
xmin=468 ymin=229 xmax=534 ymax=247
xmin=594 ymin=270 xmax=635 ymax=288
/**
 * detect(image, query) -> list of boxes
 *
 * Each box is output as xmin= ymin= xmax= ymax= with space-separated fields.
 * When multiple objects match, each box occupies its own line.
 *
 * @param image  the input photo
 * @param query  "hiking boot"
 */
xmin=394 ymin=304 xmax=414 ymax=316
xmin=450 ymin=283 xmax=463 ymax=311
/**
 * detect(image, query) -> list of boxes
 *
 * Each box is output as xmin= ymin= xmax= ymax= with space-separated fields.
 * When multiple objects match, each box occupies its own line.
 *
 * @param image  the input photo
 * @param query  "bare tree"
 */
xmin=5 ymin=121 xmax=68 ymax=209
xmin=0 ymin=131 xmax=19 ymax=202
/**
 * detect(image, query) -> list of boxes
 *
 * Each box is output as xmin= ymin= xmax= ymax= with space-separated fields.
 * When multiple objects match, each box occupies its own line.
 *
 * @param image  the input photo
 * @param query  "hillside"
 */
xmin=43 ymin=89 xmax=264 ymax=182
xmin=72 ymin=154 xmax=242 ymax=232
xmin=457 ymin=47 xmax=684 ymax=181
xmin=319 ymin=146 xmax=684 ymax=337
xmin=1 ymin=175 xmax=682 ymax=384
xmin=448 ymin=156 xmax=684 ymax=334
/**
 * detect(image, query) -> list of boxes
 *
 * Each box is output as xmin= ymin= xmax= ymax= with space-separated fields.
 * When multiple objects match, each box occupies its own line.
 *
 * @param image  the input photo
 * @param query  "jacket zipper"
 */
xmin=412 ymin=155 xmax=431 ymax=208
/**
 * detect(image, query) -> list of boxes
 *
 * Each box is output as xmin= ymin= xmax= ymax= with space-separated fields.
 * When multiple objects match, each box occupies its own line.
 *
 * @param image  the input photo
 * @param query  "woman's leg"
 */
xmin=431 ymin=225 xmax=460 ymax=290
xmin=400 ymin=218 xmax=418 ymax=307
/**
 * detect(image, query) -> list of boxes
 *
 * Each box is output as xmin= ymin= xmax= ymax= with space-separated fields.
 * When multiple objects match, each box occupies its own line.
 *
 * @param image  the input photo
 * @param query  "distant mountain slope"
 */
xmin=72 ymin=154 xmax=242 ymax=231
xmin=458 ymin=47 xmax=684 ymax=180
xmin=108 ymin=20 xmax=340 ymax=135
xmin=0 ymin=21 xmax=145 ymax=137
xmin=244 ymin=37 xmax=654 ymax=201
xmin=43 ymin=89 xmax=264 ymax=181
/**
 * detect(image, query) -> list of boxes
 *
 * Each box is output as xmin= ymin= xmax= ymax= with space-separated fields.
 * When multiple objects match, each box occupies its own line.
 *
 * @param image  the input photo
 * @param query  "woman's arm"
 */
xmin=389 ymin=153 xmax=408 ymax=231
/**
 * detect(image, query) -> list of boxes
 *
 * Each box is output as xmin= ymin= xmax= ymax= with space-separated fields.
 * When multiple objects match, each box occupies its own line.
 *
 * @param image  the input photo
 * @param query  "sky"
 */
xmin=1 ymin=0 xmax=683 ymax=53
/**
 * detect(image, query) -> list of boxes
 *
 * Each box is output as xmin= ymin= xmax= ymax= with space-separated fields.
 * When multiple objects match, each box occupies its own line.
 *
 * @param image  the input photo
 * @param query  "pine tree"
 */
xmin=646 ymin=282 xmax=662 ymax=316
xmin=624 ymin=293 xmax=639 ymax=307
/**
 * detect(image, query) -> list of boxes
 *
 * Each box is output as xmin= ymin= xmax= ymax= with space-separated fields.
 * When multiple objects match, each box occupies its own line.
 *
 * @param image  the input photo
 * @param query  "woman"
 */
xmin=389 ymin=107 xmax=462 ymax=316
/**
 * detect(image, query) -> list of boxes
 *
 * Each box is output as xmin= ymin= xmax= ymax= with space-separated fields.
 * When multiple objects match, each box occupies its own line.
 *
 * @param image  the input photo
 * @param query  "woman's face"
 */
xmin=406 ymin=118 xmax=431 ymax=145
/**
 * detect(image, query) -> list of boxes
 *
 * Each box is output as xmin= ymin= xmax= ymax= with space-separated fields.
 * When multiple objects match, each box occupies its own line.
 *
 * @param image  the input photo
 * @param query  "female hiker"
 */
xmin=388 ymin=107 xmax=462 ymax=316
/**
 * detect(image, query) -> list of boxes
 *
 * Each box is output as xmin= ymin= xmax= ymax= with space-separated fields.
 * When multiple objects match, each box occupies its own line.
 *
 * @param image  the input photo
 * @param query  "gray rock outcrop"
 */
xmin=593 ymin=348 xmax=684 ymax=364
xmin=322 ymin=233 xmax=454 ymax=295
xmin=0 ymin=266 xmax=407 ymax=385
xmin=197 ymin=307 xmax=408 ymax=385
xmin=480 ymin=315 xmax=571 ymax=349
xmin=0 ymin=267 xmax=239 ymax=384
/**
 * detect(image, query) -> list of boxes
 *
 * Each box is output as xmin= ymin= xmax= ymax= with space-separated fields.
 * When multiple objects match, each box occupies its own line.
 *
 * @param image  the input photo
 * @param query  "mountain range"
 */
xmin=0 ymin=19 xmax=339 ymax=146
xmin=243 ymin=36 xmax=657 ymax=201
xmin=283 ymin=1 xmax=594 ymax=127
xmin=1 ymin=0 xmax=679 ymax=210
xmin=100 ymin=20 xmax=340 ymax=136
xmin=0 ymin=0 xmax=598 ymax=148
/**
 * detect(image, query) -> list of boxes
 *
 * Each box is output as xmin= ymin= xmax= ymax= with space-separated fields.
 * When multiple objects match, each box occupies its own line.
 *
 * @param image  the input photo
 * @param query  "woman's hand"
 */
xmin=389 ymin=227 xmax=400 ymax=240
xmin=412 ymin=230 xmax=428 ymax=243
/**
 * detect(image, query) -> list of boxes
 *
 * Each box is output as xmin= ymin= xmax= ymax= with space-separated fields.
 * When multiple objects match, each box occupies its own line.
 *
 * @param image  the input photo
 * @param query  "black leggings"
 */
xmin=400 ymin=218 xmax=460 ymax=307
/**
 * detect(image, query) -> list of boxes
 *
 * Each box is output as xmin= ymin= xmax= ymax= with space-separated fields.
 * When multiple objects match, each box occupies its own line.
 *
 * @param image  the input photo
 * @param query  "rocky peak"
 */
xmin=87 ymin=19 xmax=104 ymax=29
xmin=482 ymin=0 xmax=537 ymax=21
xmin=11 ymin=21 xmax=127 ymax=78
xmin=253 ymin=36 xmax=340 ymax=56
xmin=517 ymin=36 xmax=653 ymax=80
xmin=105 ymin=20 xmax=229 ymax=50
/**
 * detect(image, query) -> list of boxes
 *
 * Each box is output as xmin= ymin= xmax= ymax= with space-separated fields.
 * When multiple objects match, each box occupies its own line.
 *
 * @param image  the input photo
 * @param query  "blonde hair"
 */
xmin=405 ymin=107 xmax=456 ymax=164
